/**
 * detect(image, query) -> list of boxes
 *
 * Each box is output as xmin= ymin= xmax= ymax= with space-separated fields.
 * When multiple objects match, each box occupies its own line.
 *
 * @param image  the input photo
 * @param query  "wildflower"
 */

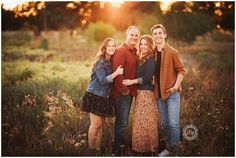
xmin=189 ymin=87 xmax=194 ymax=90
xmin=80 ymin=140 xmax=85 ymax=144
xmin=47 ymin=139 xmax=53 ymax=144
xmin=78 ymin=134 xmax=82 ymax=139
xmin=9 ymin=134 xmax=14 ymax=137
xmin=64 ymin=121 xmax=70 ymax=125
xmin=219 ymin=126 xmax=224 ymax=130
xmin=9 ymin=126 xmax=20 ymax=135
xmin=43 ymin=121 xmax=54 ymax=134
xmin=65 ymin=138 xmax=76 ymax=144
xmin=74 ymin=142 xmax=80 ymax=147
xmin=22 ymin=94 xmax=36 ymax=107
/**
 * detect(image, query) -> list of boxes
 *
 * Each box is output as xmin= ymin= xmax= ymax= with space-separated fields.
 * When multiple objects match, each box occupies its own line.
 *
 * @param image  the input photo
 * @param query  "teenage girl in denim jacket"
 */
xmin=81 ymin=38 xmax=123 ymax=154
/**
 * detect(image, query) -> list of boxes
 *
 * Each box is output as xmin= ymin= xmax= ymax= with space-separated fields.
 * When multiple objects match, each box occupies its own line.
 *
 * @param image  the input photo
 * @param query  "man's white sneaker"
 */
xmin=158 ymin=149 xmax=170 ymax=157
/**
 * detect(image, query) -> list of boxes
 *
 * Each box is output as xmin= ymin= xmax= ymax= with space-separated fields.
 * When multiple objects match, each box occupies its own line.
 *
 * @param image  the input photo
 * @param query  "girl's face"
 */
xmin=139 ymin=39 xmax=149 ymax=55
xmin=106 ymin=40 xmax=116 ymax=55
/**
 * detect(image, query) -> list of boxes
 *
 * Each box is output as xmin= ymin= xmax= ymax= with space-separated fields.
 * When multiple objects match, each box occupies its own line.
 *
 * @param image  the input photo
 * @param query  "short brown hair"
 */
xmin=151 ymin=24 xmax=166 ymax=34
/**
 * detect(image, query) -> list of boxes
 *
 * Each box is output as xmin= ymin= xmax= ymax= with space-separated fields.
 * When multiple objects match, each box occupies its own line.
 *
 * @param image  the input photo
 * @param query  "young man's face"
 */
xmin=152 ymin=27 xmax=167 ymax=45
xmin=126 ymin=28 xmax=140 ymax=47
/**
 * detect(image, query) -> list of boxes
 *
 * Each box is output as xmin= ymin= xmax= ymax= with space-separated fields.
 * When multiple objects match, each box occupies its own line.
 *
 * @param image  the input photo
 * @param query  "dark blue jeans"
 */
xmin=114 ymin=95 xmax=132 ymax=153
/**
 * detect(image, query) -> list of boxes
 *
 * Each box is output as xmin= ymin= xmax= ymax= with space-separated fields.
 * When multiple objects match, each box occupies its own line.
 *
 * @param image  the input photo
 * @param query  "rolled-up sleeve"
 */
xmin=173 ymin=51 xmax=186 ymax=76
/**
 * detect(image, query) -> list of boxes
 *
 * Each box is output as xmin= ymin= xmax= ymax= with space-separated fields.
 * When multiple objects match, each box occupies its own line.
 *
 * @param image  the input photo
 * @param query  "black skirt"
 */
xmin=81 ymin=91 xmax=114 ymax=117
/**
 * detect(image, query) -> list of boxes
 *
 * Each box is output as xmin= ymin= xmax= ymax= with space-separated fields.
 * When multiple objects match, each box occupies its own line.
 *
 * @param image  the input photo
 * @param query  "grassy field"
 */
xmin=2 ymin=31 xmax=234 ymax=156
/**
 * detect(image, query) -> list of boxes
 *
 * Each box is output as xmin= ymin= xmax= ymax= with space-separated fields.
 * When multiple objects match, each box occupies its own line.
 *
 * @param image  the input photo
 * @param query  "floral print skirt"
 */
xmin=132 ymin=90 xmax=159 ymax=153
xmin=81 ymin=91 xmax=114 ymax=117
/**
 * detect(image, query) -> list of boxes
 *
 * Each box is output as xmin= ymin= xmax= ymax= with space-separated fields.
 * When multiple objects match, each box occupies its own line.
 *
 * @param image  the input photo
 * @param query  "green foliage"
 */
xmin=136 ymin=14 xmax=160 ymax=34
xmin=197 ymin=51 xmax=234 ymax=74
xmin=85 ymin=22 xmax=116 ymax=42
xmin=2 ymin=68 xmax=90 ymax=155
xmin=209 ymin=29 xmax=234 ymax=42
xmin=40 ymin=38 xmax=49 ymax=50
xmin=2 ymin=50 xmax=25 ymax=61
xmin=3 ymin=65 xmax=35 ymax=85
xmin=162 ymin=12 xmax=214 ymax=43
xmin=20 ymin=67 xmax=35 ymax=81
xmin=2 ymin=31 xmax=32 ymax=46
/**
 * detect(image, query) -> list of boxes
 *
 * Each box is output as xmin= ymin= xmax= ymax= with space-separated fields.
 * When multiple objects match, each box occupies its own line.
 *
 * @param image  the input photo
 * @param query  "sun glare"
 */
xmin=106 ymin=0 xmax=124 ymax=8
xmin=2 ymin=0 xmax=28 ymax=10
xmin=160 ymin=0 xmax=175 ymax=14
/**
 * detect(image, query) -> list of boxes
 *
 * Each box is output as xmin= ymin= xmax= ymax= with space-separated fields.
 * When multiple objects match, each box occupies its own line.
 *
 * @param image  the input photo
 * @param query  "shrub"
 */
xmin=20 ymin=67 xmax=34 ymax=81
xmin=209 ymin=29 xmax=234 ymax=42
xmin=85 ymin=22 xmax=116 ymax=42
xmin=3 ymin=31 xmax=32 ymax=46
xmin=3 ymin=66 xmax=35 ymax=85
xmin=2 ymin=50 xmax=25 ymax=61
xmin=40 ymin=38 xmax=49 ymax=50
xmin=161 ymin=12 xmax=214 ymax=43
xmin=136 ymin=14 xmax=160 ymax=34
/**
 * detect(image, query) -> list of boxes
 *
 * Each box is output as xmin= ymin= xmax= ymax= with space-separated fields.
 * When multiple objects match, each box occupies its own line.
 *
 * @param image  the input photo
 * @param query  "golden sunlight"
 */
xmin=66 ymin=2 xmax=77 ymax=9
xmin=107 ymin=0 xmax=124 ymax=8
xmin=214 ymin=9 xmax=223 ymax=16
xmin=2 ymin=0 xmax=27 ymax=10
xmin=160 ymin=0 xmax=175 ymax=14
xmin=2 ymin=1 xmax=45 ymax=17
xmin=215 ymin=2 xmax=221 ymax=8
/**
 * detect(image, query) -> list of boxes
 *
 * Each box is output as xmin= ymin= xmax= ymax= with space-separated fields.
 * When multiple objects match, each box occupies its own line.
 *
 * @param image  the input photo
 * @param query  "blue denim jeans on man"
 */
xmin=157 ymin=92 xmax=180 ymax=149
xmin=114 ymin=95 xmax=132 ymax=154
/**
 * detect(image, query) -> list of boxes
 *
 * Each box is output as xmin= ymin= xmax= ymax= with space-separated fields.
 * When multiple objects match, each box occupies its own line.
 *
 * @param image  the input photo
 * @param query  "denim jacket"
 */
xmin=137 ymin=57 xmax=155 ymax=91
xmin=86 ymin=58 xmax=113 ymax=98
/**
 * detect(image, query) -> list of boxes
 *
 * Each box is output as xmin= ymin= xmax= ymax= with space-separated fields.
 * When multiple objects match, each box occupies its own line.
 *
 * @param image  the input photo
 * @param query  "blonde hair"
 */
xmin=138 ymin=35 xmax=155 ymax=64
xmin=91 ymin=38 xmax=116 ymax=71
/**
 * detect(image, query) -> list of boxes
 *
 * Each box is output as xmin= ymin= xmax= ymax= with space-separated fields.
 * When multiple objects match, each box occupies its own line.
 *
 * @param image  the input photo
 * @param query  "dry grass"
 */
xmin=2 ymin=31 xmax=234 ymax=156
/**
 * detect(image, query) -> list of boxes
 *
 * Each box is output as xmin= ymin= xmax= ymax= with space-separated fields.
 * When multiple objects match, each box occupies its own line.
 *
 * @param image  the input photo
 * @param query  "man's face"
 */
xmin=126 ymin=28 xmax=140 ymax=47
xmin=152 ymin=28 xmax=167 ymax=45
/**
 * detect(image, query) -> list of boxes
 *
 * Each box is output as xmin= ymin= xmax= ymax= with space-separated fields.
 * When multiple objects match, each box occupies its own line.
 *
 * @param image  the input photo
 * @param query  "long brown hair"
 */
xmin=91 ymin=38 xmax=116 ymax=71
xmin=138 ymin=35 xmax=155 ymax=64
